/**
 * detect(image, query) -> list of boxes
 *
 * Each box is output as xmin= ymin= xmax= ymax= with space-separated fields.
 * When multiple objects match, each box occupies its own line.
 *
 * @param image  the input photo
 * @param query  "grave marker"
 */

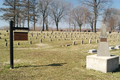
xmin=17 ymin=42 xmax=20 ymax=45
xmin=97 ymin=24 xmax=110 ymax=56
xmin=115 ymin=45 xmax=120 ymax=49
xmin=29 ymin=41 xmax=32 ymax=44
xmin=40 ymin=39 xmax=42 ymax=43
xmin=73 ymin=41 xmax=75 ymax=45
xmin=5 ymin=42 xmax=7 ymax=47
xmin=81 ymin=40 xmax=83 ymax=44
xmin=89 ymin=39 xmax=91 ymax=44
xmin=109 ymin=46 xmax=114 ymax=50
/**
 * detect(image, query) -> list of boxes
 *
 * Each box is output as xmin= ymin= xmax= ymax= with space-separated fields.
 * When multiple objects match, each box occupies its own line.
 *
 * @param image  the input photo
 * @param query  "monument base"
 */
xmin=86 ymin=54 xmax=119 ymax=73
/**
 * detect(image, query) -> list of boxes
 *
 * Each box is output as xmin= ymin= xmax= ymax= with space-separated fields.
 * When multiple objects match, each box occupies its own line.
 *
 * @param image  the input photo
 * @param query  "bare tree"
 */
xmin=103 ymin=8 xmax=118 ymax=31
xmin=68 ymin=3 xmax=74 ymax=31
xmin=0 ymin=0 xmax=35 ymax=28
xmin=71 ymin=20 xmax=77 ymax=31
xmin=0 ymin=0 xmax=20 ymax=27
xmin=115 ymin=10 xmax=120 ymax=31
xmin=86 ymin=12 xmax=94 ymax=32
xmin=78 ymin=0 xmax=112 ymax=32
xmin=49 ymin=0 xmax=69 ymax=31
xmin=30 ymin=0 xmax=39 ymax=30
xmin=38 ymin=0 xmax=52 ymax=31
xmin=71 ymin=6 xmax=89 ymax=32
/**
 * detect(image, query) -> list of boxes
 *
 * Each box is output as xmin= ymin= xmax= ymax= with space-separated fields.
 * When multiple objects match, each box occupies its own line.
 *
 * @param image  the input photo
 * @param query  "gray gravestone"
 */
xmin=115 ymin=45 xmax=120 ymax=49
xmin=43 ymin=36 xmax=45 ymax=39
xmin=97 ymin=24 xmax=110 ymax=56
xmin=31 ymin=33 xmax=33 ymax=37
xmin=50 ymin=39 xmax=52 ymax=42
xmin=73 ymin=41 xmax=75 ymax=45
xmin=40 ymin=39 xmax=42 ymax=43
xmin=63 ymin=38 xmax=66 ymax=40
xmin=29 ymin=38 xmax=31 ymax=40
xmin=89 ymin=39 xmax=91 ymax=44
xmin=81 ymin=40 xmax=83 ymax=44
xmin=109 ymin=46 xmax=114 ymax=50
xmin=29 ymin=41 xmax=32 ymax=44
xmin=17 ymin=42 xmax=20 ymax=45
xmin=5 ymin=42 xmax=7 ymax=47
xmin=96 ymin=39 xmax=98 ymax=43
xmin=5 ymin=39 xmax=7 ymax=42
xmin=36 ymin=33 xmax=38 ymax=37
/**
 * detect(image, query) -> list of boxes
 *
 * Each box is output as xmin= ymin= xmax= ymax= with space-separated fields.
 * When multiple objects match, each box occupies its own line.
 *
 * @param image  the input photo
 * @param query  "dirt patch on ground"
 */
xmin=15 ymin=43 xmax=51 ymax=50
xmin=36 ymin=43 xmax=48 ymax=47
xmin=36 ymin=43 xmax=51 ymax=48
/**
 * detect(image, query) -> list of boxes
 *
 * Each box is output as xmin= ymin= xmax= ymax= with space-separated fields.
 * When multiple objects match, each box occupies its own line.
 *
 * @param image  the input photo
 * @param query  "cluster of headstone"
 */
xmin=24 ymin=30 xmax=120 ymax=47
xmin=2 ymin=29 xmax=120 ymax=47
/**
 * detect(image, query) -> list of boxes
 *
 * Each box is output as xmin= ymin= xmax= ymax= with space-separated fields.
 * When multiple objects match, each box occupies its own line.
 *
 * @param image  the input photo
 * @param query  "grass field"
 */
xmin=0 ymin=30 xmax=120 ymax=80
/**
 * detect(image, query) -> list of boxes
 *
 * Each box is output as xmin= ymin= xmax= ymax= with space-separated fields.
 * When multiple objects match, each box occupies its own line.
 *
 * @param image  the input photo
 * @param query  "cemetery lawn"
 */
xmin=0 ymin=30 xmax=120 ymax=80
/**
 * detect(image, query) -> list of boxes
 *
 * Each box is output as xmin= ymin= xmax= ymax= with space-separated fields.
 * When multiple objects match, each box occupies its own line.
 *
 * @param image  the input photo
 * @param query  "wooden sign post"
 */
xmin=10 ymin=21 xmax=29 ymax=69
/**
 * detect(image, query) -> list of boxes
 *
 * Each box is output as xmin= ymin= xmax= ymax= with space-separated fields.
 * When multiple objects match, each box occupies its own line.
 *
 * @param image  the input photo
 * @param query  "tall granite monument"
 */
xmin=97 ymin=24 xmax=110 ymax=56
xmin=86 ymin=24 xmax=119 ymax=73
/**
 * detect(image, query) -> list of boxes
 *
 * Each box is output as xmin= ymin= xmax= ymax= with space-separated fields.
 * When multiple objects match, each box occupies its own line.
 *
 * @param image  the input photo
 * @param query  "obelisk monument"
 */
xmin=97 ymin=24 xmax=110 ymax=56
xmin=86 ymin=23 xmax=119 ymax=73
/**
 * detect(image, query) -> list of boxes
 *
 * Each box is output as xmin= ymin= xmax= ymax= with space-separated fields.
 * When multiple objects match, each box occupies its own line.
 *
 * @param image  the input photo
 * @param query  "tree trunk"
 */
xmin=56 ymin=22 xmax=58 ymax=31
xmin=28 ymin=0 xmax=29 ymax=29
xmin=79 ymin=26 xmax=81 ymax=32
xmin=45 ymin=17 xmax=48 ymax=31
xmin=74 ymin=26 xmax=75 ymax=31
xmin=94 ymin=0 xmax=97 ymax=33
xmin=111 ymin=27 xmax=112 ymax=31
xmin=46 ymin=23 xmax=48 ymax=31
xmin=34 ymin=12 xmax=35 ymax=31
xmin=34 ymin=19 xmax=35 ymax=31
xmin=42 ymin=15 xmax=45 ymax=31
xmin=94 ymin=19 xmax=97 ymax=32
xmin=14 ymin=0 xmax=16 ymax=27
xmin=17 ymin=14 xmax=18 ymax=27
xmin=91 ymin=23 xmax=93 ymax=32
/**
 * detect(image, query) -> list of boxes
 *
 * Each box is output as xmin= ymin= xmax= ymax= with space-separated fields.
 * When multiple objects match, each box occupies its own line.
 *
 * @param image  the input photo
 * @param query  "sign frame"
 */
xmin=10 ymin=21 xmax=29 ymax=69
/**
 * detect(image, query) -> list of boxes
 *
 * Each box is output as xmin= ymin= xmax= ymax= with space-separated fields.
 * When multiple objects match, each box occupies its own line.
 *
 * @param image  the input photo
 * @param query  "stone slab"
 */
xmin=109 ymin=46 xmax=114 ymax=50
xmin=86 ymin=54 xmax=119 ymax=73
xmin=115 ymin=45 xmax=120 ymax=49
xmin=88 ymin=49 xmax=97 ymax=53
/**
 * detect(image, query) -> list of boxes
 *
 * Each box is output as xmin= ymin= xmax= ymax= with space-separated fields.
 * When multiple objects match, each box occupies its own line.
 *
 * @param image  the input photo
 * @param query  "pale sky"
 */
xmin=0 ymin=0 xmax=120 ymax=29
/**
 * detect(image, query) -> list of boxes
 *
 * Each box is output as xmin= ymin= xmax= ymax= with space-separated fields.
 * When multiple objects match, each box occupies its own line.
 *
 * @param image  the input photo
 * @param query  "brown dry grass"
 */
xmin=0 ymin=30 xmax=120 ymax=80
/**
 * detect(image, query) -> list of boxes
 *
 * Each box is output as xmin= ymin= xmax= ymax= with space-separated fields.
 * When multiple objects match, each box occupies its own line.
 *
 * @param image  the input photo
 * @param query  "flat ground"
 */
xmin=0 ymin=30 xmax=120 ymax=80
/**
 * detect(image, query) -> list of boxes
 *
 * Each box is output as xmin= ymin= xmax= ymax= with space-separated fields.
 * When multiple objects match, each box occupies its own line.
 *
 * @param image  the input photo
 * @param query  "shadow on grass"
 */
xmin=14 ymin=63 xmax=67 ymax=68
xmin=113 ymin=64 xmax=120 ymax=73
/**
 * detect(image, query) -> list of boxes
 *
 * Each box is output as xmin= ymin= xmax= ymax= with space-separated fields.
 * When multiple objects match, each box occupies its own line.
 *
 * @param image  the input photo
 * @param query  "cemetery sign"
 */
xmin=14 ymin=32 xmax=28 ymax=41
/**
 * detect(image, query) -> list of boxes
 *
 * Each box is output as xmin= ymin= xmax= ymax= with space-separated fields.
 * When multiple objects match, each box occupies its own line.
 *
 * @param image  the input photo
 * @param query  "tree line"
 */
xmin=0 ymin=0 xmax=120 ymax=32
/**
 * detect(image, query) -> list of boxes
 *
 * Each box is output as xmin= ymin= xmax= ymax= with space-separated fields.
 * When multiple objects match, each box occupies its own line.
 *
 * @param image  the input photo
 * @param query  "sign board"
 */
xmin=14 ymin=32 xmax=28 ymax=41
xmin=100 ymin=38 xmax=107 ymax=42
